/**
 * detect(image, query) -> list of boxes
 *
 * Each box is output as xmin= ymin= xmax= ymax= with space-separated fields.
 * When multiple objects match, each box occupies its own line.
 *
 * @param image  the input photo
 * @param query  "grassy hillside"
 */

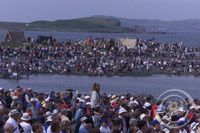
xmin=0 ymin=17 xmax=145 ymax=33
xmin=1 ymin=16 xmax=200 ymax=33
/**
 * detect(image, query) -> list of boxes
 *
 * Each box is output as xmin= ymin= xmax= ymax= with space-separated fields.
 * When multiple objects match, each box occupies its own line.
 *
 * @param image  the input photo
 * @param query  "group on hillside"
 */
xmin=1 ymin=38 xmax=200 ymax=79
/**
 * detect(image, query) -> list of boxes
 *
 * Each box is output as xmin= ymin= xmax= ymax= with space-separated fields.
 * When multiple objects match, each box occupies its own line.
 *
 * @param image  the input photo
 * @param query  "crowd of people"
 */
xmin=0 ymin=83 xmax=200 ymax=133
xmin=1 ymin=37 xmax=200 ymax=79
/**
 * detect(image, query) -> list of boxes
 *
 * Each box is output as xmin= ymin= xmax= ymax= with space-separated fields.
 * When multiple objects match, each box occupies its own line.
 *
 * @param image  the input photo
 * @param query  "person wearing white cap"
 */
xmin=0 ymin=87 xmax=4 ymax=92
xmin=121 ymin=96 xmax=125 ymax=100
xmin=111 ymin=95 xmax=117 ymax=99
xmin=84 ymin=95 xmax=90 ymax=101
xmin=45 ymin=111 xmax=52 ymax=118
xmin=129 ymin=100 xmax=139 ymax=108
xmin=85 ymin=102 xmax=92 ymax=115
xmin=140 ymin=114 xmax=146 ymax=120
xmin=29 ymin=98 xmax=39 ymax=121
xmin=5 ymin=109 xmax=21 ymax=133
xmin=20 ymin=113 xmax=32 ymax=133
xmin=118 ymin=108 xmax=128 ymax=133
xmin=143 ymin=101 xmax=151 ymax=110
xmin=82 ymin=95 xmax=91 ymax=109
xmin=43 ymin=115 xmax=52 ymax=132
xmin=52 ymin=109 xmax=59 ymax=115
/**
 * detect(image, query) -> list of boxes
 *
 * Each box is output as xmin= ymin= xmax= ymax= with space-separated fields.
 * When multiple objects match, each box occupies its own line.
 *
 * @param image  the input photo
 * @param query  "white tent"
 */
xmin=119 ymin=38 xmax=137 ymax=48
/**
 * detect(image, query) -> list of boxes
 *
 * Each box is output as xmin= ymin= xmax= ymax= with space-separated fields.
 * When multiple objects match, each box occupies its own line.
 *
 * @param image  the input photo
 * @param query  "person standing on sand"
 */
xmin=90 ymin=83 xmax=100 ymax=108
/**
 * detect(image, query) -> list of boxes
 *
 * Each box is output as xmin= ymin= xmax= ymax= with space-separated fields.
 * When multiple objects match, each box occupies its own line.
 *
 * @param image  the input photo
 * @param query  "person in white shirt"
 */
xmin=5 ymin=109 xmax=21 ymax=133
xmin=20 ymin=113 xmax=32 ymax=133
xmin=118 ymin=108 xmax=128 ymax=133
xmin=90 ymin=83 xmax=100 ymax=108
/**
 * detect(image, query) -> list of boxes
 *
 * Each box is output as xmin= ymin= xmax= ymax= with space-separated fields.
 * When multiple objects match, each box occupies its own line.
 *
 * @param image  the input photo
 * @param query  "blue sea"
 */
xmin=0 ymin=74 xmax=199 ymax=98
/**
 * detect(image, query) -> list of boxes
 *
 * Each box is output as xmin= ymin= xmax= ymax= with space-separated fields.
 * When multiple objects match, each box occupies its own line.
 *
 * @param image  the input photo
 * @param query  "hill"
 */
xmin=1 ymin=16 xmax=200 ymax=33
xmin=0 ymin=17 xmax=145 ymax=33
xmin=92 ymin=15 xmax=200 ymax=33
xmin=119 ymin=17 xmax=200 ymax=33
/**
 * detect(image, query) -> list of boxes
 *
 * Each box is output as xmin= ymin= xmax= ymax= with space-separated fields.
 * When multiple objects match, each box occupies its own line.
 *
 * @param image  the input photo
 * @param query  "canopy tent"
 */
xmin=119 ymin=38 xmax=137 ymax=49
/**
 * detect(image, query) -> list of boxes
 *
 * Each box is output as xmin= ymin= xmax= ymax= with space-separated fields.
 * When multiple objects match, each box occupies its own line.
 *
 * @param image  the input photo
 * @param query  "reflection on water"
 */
xmin=0 ymin=74 xmax=199 ymax=97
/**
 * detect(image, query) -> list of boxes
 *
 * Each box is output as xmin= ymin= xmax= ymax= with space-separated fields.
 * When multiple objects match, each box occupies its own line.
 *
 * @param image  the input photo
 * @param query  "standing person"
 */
xmin=118 ymin=108 xmax=128 ymax=133
xmin=5 ymin=109 xmax=21 ymax=133
xmin=0 ymin=106 xmax=6 ymax=132
xmin=78 ymin=117 xmax=93 ymax=133
xmin=74 ymin=99 xmax=84 ymax=133
xmin=3 ymin=91 xmax=13 ymax=108
xmin=21 ymin=88 xmax=33 ymax=111
xmin=29 ymin=98 xmax=39 ymax=122
xmin=20 ymin=113 xmax=32 ymax=133
xmin=90 ymin=83 xmax=100 ymax=108
xmin=0 ymin=87 xmax=6 ymax=105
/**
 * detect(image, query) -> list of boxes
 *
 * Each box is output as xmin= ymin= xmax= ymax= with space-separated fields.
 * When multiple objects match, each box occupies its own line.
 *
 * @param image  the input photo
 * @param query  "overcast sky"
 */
xmin=0 ymin=0 xmax=199 ymax=22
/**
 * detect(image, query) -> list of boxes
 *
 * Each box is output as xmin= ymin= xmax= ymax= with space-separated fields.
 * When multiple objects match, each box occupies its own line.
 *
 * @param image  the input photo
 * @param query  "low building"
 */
xmin=5 ymin=31 xmax=26 ymax=43
xmin=36 ymin=35 xmax=53 ymax=44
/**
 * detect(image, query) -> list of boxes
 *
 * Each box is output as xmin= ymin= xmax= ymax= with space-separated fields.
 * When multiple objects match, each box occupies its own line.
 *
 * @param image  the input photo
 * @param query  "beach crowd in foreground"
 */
xmin=1 ymin=37 xmax=200 ymax=79
xmin=0 ymin=83 xmax=200 ymax=133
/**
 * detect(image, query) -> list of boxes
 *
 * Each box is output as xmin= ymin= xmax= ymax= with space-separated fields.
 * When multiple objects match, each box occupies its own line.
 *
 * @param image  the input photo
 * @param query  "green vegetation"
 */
xmin=0 ymin=17 xmax=145 ymax=33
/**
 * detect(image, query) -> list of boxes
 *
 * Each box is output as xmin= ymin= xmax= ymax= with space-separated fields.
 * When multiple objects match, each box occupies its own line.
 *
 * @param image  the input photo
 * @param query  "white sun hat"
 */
xmin=21 ymin=113 xmax=31 ymax=121
xmin=119 ymin=108 xmax=127 ymax=114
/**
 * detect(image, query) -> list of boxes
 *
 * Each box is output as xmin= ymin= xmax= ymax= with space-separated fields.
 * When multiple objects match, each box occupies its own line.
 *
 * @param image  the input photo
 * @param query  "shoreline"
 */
xmin=1 ymin=72 xmax=200 ymax=80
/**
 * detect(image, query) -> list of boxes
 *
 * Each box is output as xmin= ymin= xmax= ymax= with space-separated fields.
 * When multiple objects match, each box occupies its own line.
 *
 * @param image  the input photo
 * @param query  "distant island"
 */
xmin=1 ymin=15 xmax=200 ymax=33
xmin=0 ymin=16 xmax=145 ymax=33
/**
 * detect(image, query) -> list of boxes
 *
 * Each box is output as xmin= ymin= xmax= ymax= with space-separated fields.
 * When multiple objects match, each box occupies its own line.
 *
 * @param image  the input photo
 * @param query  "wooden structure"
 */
xmin=5 ymin=31 xmax=26 ymax=43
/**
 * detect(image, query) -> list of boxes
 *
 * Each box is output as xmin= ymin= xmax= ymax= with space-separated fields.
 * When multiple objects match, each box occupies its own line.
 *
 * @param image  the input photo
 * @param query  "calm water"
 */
xmin=0 ymin=74 xmax=200 ymax=98
xmin=0 ymin=31 xmax=200 ymax=46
